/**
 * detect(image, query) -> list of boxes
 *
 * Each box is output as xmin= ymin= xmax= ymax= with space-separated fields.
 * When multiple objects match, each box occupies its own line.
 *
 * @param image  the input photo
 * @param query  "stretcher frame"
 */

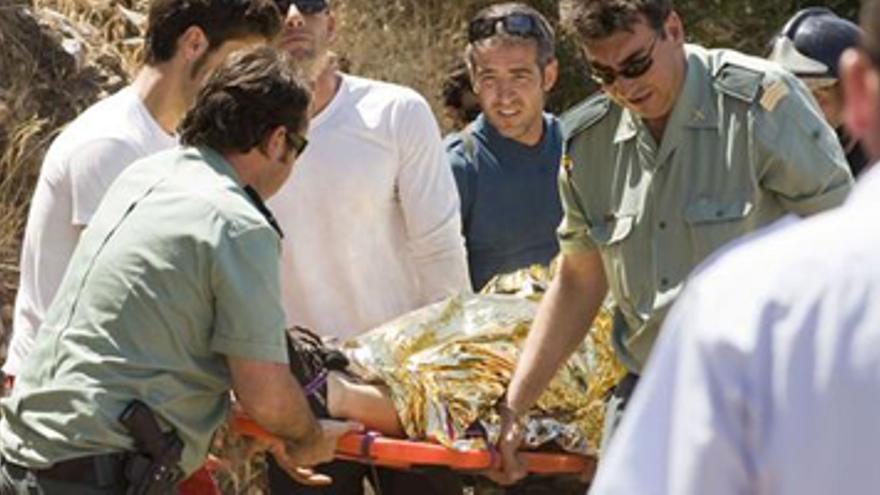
xmin=232 ymin=415 xmax=595 ymax=475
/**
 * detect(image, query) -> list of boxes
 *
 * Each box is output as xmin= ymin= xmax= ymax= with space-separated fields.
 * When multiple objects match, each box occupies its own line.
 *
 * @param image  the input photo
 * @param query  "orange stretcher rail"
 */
xmin=233 ymin=415 xmax=594 ymax=475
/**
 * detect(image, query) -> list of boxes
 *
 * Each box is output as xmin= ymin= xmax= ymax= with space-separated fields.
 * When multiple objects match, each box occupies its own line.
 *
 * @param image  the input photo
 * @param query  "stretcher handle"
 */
xmin=232 ymin=415 xmax=594 ymax=475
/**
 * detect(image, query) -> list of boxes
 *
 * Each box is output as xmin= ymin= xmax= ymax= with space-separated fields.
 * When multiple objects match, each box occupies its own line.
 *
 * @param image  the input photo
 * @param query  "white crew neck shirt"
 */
xmin=5 ymin=86 xmax=176 ymax=376
xmin=268 ymin=74 xmax=470 ymax=338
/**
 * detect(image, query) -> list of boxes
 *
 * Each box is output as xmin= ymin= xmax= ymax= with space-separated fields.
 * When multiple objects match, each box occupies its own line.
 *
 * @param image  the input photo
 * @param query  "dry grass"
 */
xmin=0 ymin=117 xmax=49 ymax=310
xmin=0 ymin=0 xmax=133 ymax=337
xmin=0 ymin=3 xmax=493 ymax=492
xmin=331 ymin=0 xmax=477 ymax=129
xmin=0 ymin=0 xmax=477 ymax=326
xmin=0 ymin=2 xmax=619 ymax=492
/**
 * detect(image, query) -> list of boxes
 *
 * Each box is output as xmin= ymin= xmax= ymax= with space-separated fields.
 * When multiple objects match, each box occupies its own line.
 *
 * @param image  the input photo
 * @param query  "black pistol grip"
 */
xmin=119 ymin=400 xmax=167 ymax=459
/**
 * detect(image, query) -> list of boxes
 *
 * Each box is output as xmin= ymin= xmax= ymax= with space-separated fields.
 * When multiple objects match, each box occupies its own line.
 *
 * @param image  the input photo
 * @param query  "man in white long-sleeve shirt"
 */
xmin=269 ymin=0 xmax=470 ymax=341
xmin=590 ymin=2 xmax=880 ymax=493
xmin=267 ymin=1 xmax=470 ymax=493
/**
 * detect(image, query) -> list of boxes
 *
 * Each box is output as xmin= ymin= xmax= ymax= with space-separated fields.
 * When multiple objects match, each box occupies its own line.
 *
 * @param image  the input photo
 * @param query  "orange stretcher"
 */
xmin=232 ymin=415 xmax=594 ymax=475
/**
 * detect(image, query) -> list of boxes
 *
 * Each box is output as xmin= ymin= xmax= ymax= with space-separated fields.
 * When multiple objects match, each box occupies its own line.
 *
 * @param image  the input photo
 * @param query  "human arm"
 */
xmin=229 ymin=359 xmax=319 ymax=456
xmin=212 ymin=225 xmax=357 ymax=484
xmin=507 ymin=251 xmax=607 ymax=414
xmin=228 ymin=358 xmax=359 ymax=485
xmin=488 ymin=250 xmax=607 ymax=484
xmin=758 ymin=75 xmax=854 ymax=215
xmin=395 ymin=93 xmax=472 ymax=300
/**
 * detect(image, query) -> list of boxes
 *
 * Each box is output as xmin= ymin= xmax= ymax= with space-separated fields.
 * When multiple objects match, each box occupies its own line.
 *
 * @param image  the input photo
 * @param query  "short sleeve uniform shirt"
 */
xmin=0 ymin=147 xmax=288 ymax=475
xmin=558 ymin=45 xmax=853 ymax=371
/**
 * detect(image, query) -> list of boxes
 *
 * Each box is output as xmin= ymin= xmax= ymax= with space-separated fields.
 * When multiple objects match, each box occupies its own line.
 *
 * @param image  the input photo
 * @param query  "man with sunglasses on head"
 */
xmin=268 ymin=0 xmax=470 ymax=494
xmin=769 ymin=7 xmax=868 ymax=177
xmin=0 ymin=46 xmax=358 ymax=495
xmin=489 ymin=0 xmax=854 ymax=485
xmin=446 ymin=3 xmax=564 ymax=292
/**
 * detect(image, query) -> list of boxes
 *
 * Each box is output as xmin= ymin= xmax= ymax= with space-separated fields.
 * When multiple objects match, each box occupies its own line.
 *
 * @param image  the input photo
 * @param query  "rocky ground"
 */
xmin=0 ymin=0 xmax=141 ymax=353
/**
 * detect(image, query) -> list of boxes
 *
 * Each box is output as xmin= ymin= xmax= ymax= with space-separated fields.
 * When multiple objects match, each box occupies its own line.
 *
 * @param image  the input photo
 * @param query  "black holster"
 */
xmin=118 ymin=400 xmax=184 ymax=495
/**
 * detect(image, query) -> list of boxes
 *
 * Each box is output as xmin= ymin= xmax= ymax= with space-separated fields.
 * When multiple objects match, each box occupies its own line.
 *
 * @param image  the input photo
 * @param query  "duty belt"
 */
xmin=2 ymin=453 xmax=129 ymax=488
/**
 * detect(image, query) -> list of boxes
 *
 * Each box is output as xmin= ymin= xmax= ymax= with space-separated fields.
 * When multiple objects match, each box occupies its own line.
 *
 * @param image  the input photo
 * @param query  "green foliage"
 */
xmin=677 ymin=0 xmax=860 ymax=55
xmin=550 ymin=0 xmax=862 ymax=113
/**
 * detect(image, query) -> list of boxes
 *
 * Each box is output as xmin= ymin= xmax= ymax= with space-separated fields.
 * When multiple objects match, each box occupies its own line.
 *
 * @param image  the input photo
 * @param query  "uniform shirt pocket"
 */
xmin=684 ymin=198 xmax=753 ymax=262
xmin=589 ymin=214 xmax=637 ymax=307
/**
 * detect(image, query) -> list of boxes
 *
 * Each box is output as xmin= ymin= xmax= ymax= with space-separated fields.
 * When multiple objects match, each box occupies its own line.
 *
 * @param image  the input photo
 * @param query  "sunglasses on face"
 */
xmin=468 ymin=13 xmax=544 ymax=44
xmin=285 ymin=129 xmax=309 ymax=156
xmin=274 ymin=0 xmax=327 ymax=15
xmin=588 ymin=33 xmax=660 ymax=86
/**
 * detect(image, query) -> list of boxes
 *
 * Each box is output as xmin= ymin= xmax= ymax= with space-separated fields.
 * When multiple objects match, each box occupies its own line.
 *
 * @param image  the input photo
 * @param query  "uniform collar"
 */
xmin=674 ymin=46 xmax=718 ymax=131
xmin=613 ymin=107 xmax=639 ymax=143
xmin=192 ymin=146 xmax=241 ymax=183
xmin=190 ymin=146 xmax=284 ymax=238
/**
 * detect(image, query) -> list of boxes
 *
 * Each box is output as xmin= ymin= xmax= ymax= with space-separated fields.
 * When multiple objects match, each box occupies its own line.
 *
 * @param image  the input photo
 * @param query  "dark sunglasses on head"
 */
xmin=285 ymin=129 xmax=309 ymax=156
xmin=588 ymin=33 xmax=659 ymax=86
xmin=468 ymin=13 xmax=544 ymax=44
xmin=274 ymin=0 xmax=327 ymax=15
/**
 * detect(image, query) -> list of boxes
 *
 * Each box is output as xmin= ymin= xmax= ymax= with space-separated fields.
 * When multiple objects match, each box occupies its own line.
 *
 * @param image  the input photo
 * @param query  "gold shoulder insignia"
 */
xmin=561 ymin=154 xmax=574 ymax=173
xmin=760 ymin=79 xmax=789 ymax=112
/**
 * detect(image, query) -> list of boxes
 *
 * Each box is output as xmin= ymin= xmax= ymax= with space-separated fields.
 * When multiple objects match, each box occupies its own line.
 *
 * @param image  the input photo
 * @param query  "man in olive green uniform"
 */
xmin=488 ymin=0 xmax=853 ymax=485
xmin=0 ymin=48 xmax=355 ymax=494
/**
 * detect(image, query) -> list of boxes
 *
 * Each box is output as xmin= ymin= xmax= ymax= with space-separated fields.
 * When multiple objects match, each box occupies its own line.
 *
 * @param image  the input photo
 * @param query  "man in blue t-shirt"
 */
xmin=445 ymin=2 xmax=563 ymax=291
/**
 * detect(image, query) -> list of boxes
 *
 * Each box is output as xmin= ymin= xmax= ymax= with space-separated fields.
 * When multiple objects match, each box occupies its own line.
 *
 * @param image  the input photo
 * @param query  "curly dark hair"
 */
xmin=560 ymin=0 xmax=673 ymax=41
xmin=441 ymin=63 xmax=481 ymax=124
xmin=144 ymin=0 xmax=283 ymax=65
xmin=179 ymin=47 xmax=311 ymax=154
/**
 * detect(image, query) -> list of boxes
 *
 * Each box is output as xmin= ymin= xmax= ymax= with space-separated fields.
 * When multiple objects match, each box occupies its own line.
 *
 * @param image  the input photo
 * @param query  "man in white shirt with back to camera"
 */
xmin=590 ymin=2 xmax=880 ymax=494
xmin=4 ymin=0 xmax=282 ymax=381
xmin=268 ymin=0 xmax=470 ymax=493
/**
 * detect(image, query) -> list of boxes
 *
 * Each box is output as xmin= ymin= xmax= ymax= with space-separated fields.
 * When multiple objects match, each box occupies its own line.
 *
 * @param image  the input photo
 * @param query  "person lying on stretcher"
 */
xmin=286 ymin=326 xmax=405 ymax=437
xmin=260 ymin=289 xmax=617 ymax=472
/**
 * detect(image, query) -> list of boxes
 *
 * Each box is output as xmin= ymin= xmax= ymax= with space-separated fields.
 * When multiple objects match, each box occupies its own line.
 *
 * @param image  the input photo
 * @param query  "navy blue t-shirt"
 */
xmin=445 ymin=113 xmax=563 ymax=291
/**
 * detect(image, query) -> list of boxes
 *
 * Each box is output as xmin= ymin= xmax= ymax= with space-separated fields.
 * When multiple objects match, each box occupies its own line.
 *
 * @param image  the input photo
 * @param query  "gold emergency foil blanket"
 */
xmin=340 ymin=267 xmax=621 ymax=455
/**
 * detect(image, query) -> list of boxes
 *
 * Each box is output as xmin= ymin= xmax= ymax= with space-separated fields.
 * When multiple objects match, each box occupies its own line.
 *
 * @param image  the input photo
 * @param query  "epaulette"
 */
xmin=560 ymin=92 xmax=611 ymax=141
xmin=713 ymin=62 xmax=765 ymax=103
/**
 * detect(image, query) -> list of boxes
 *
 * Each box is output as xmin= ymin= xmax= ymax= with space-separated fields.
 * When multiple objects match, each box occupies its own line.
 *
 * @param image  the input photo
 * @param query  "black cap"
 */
xmin=769 ymin=7 xmax=861 ymax=79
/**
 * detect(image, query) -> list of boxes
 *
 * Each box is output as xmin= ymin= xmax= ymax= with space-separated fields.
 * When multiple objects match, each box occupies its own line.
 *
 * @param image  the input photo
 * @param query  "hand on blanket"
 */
xmin=484 ymin=405 xmax=527 ymax=485
xmin=273 ymin=419 xmax=364 ymax=486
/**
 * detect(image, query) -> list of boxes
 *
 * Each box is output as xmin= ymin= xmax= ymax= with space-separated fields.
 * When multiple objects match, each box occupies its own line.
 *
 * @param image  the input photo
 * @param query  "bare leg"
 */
xmin=326 ymin=371 xmax=405 ymax=436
